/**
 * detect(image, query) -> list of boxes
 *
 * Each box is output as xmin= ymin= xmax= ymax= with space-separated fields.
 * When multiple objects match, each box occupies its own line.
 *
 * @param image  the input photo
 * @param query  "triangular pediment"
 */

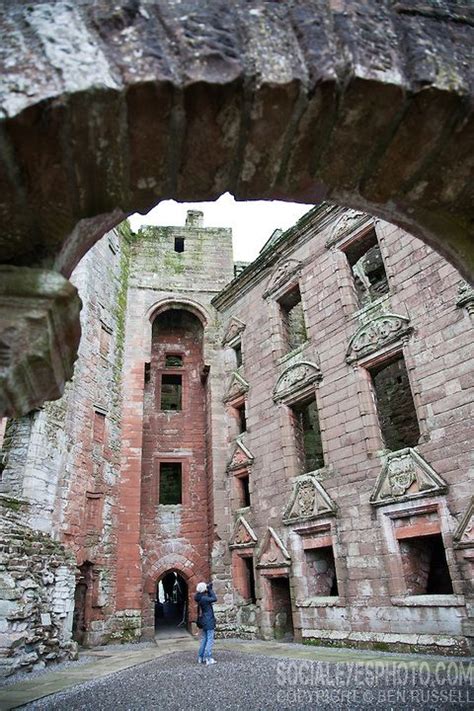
xmin=346 ymin=313 xmax=412 ymax=363
xmin=370 ymin=449 xmax=448 ymax=507
xmin=326 ymin=209 xmax=368 ymax=248
xmin=256 ymin=527 xmax=291 ymax=569
xmin=283 ymin=476 xmax=336 ymax=525
xmin=227 ymin=439 xmax=254 ymax=472
xmin=224 ymin=372 xmax=249 ymax=403
xmin=454 ymin=498 xmax=474 ymax=549
xmin=263 ymin=259 xmax=302 ymax=298
xmin=222 ymin=317 xmax=246 ymax=347
xmin=229 ymin=516 xmax=257 ymax=549
xmin=273 ymin=361 xmax=322 ymax=404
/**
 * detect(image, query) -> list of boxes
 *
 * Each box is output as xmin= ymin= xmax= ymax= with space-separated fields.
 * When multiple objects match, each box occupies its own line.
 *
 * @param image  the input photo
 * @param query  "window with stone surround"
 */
xmin=290 ymin=395 xmax=324 ymax=473
xmin=399 ymin=533 xmax=453 ymax=595
xmin=159 ymin=462 xmax=182 ymax=505
xmin=278 ymin=284 xmax=307 ymax=353
xmin=233 ymin=552 xmax=256 ymax=604
xmin=235 ymin=471 xmax=251 ymax=508
xmin=160 ymin=373 xmax=182 ymax=411
xmin=93 ymin=410 xmax=106 ymax=444
xmin=344 ymin=228 xmax=389 ymax=308
xmin=174 ymin=237 xmax=185 ymax=253
xmin=369 ymin=354 xmax=420 ymax=451
xmin=304 ymin=545 xmax=339 ymax=597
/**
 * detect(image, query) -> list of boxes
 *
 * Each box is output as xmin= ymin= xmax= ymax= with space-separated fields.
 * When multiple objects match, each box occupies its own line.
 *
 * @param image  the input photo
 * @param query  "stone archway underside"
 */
xmin=0 ymin=0 xmax=473 ymax=416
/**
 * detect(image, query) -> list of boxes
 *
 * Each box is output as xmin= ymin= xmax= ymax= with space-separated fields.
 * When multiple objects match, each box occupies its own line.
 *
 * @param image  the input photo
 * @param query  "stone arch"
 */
xmin=144 ymin=298 xmax=209 ymax=362
xmin=1 ymin=1 xmax=473 ymax=415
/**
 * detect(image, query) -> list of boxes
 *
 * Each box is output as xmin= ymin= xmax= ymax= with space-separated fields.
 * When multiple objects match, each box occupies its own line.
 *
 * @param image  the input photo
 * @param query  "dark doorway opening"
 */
xmin=270 ymin=577 xmax=294 ymax=641
xmin=72 ymin=562 xmax=93 ymax=645
xmin=155 ymin=571 xmax=188 ymax=632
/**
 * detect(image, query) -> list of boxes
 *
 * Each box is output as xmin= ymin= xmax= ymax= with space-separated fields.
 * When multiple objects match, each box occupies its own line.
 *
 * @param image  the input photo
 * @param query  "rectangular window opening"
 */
xmin=237 ymin=473 xmax=251 ymax=508
xmin=93 ymin=411 xmax=106 ymax=444
xmin=369 ymin=354 xmax=420 ymax=450
xmin=144 ymin=362 xmax=151 ymax=384
xmin=174 ymin=237 xmax=185 ymax=253
xmin=344 ymin=228 xmax=389 ymax=307
xmin=278 ymin=285 xmax=307 ymax=352
xmin=233 ymin=342 xmax=243 ymax=368
xmin=159 ymin=462 xmax=182 ymax=505
xmin=161 ymin=374 xmax=182 ymax=411
xmin=243 ymin=556 xmax=257 ymax=604
xmin=291 ymin=396 xmax=324 ymax=472
xmin=235 ymin=401 xmax=246 ymax=434
xmin=399 ymin=533 xmax=453 ymax=595
xmin=165 ymin=354 xmax=183 ymax=368
xmin=305 ymin=545 xmax=339 ymax=597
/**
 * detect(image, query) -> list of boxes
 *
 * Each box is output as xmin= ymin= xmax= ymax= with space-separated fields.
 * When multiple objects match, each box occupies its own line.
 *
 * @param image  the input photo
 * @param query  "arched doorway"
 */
xmin=154 ymin=570 xmax=188 ymax=635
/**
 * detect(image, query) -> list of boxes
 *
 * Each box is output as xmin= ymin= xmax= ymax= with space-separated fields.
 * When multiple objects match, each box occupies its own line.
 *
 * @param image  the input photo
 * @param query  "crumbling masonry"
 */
xmin=0 ymin=206 xmax=473 ymax=675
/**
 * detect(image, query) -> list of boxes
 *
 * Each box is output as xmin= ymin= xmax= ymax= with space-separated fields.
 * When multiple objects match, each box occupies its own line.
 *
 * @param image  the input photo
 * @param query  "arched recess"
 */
xmin=144 ymin=298 xmax=210 ymax=363
xmin=0 ymin=1 xmax=473 ymax=416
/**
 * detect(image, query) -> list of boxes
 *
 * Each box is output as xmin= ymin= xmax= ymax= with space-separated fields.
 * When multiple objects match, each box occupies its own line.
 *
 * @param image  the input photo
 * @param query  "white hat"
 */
xmin=196 ymin=582 xmax=207 ymax=593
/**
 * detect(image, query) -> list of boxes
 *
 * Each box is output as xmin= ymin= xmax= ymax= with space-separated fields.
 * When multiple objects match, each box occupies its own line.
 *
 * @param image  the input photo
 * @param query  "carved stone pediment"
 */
xmin=263 ymin=259 xmax=302 ymax=298
xmin=227 ymin=439 xmax=254 ymax=472
xmin=273 ymin=361 xmax=322 ymax=404
xmin=326 ymin=209 xmax=369 ymax=248
xmin=283 ymin=476 xmax=336 ymax=525
xmin=256 ymin=528 xmax=291 ymax=569
xmin=224 ymin=372 xmax=249 ymax=403
xmin=370 ymin=449 xmax=448 ymax=507
xmin=230 ymin=516 xmax=257 ymax=549
xmin=222 ymin=317 xmax=246 ymax=347
xmin=454 ymin=498 xmax=474 ymax=549
xmin=346 ymin=313 xmax=411 ymax=363
xmin=456 ymin=281 xmax=474 ymax=317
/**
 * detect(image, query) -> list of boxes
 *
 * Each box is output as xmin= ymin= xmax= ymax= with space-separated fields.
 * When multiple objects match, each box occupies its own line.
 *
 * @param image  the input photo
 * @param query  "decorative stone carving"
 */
xmin=227 ymin=439 xmax=254 ymax=472
xmin=0 ymin=266 xmax=82 ymax=418
xmin=263 ymin=259 xmax=302 ymax=298
xmin=256 ymin=528 xmax=291 ymax=569
xmin=326 ymin=209 xmax=369 ymax=247
xmin=283 ymin=476 xmax=336 ymax=525
xmin=456 ymin=281 xmax=474 ymax=318
xmin=222 ymin=317 xmax=246 ymax=347
xmin=223 ymin=372 xmax=249 ymax=403
xmin=346 ymin=313 xmax=411 ymax=363
xmin=453 ymin=498 xmax=474 ymax=549
xmin=230 ymin=516 xmax=257 ymax=549
xmin=370 ymin=448 xmax=448 ymax=506
xmin=273 ymin=361 xmax=322 ymax=404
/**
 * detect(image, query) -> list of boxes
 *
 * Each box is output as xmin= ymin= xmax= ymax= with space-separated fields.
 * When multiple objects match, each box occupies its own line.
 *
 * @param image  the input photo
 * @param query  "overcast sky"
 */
xmin=129 ymin=192 xmax=312 ymax=262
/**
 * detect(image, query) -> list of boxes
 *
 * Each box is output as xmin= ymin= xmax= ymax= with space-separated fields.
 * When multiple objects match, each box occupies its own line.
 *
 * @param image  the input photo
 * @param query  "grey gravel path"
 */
xmin=20 ymin=649 xmax=473 ymax=711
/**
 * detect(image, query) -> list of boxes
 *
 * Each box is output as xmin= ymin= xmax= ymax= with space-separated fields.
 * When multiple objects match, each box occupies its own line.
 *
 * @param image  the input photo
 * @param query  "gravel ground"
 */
xmin=21 ymin=649 xmax=473 ymax=711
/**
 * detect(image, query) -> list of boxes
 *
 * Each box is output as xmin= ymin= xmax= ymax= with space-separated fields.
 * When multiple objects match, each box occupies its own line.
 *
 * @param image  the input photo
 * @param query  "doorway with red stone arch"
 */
xmin=154 ymin=570 xmax=189 ymax=637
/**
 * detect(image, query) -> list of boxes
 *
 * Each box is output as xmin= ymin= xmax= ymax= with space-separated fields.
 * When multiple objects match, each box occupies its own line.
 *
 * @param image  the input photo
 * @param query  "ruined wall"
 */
xmin=213 ymin=205 xmax=473 ymax=654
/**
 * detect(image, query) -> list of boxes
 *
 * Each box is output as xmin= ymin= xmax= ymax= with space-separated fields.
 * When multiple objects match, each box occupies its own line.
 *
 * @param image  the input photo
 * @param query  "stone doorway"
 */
xmin=268 ymin=577 xmax=294 ymax=642
xmin=72 ymin=562 xmax=93 ymax=645
xmin=154 ymin=571 xmax=188 ymax=636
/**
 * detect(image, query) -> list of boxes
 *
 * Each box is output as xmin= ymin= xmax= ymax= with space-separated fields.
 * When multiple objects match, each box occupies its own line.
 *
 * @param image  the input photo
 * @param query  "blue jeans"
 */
xmin=198 ymin=629 xmax=215 ymax=660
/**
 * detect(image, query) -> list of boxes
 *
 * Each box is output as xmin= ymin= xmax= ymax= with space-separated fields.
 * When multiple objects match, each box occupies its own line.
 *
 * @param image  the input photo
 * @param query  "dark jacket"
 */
xmin=194 ymin=587 xmax=217 ymax=631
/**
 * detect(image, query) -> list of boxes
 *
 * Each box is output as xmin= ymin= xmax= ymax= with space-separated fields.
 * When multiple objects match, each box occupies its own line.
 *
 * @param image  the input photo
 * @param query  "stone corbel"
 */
xmin=0 ymin=266 xmax=82 ymax=417
xmin=456 ymin=281 xmax=474 ymax=318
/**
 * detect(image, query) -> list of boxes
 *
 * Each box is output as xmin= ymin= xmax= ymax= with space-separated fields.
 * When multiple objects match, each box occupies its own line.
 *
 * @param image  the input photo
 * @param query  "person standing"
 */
xmin=194 ymin=581 xmax=217 ymax=665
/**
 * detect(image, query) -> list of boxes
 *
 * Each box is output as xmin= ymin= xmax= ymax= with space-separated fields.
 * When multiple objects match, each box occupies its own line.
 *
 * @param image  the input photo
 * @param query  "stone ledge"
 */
xmin=391 ymin=594 xmax=466 ymax=607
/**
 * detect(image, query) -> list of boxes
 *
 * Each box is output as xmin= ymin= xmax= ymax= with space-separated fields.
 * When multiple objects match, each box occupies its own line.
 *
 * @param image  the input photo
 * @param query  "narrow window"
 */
xmin=233 ymin=342 xmax=243 ymax=368
xmin=161 ymin=374 xmax=182 ymax=411
xmin=345 ymin=229 xmax=389 ymax=308
xmin=305 ymin=546 xmax=339 ymax=597
xmin=290 ymin=396 xmax=324 ymax=472
xmin=243 ymin=557 xmax=257 ymax=604
xmin=93 ymin=411 xmax=106 ymax=444
xmin=174 ymin=237 xmax=185 ymax=253
xmin=235 ymin=401 xmax=246 ymax=434
xmin=144 ymin=362 xmax=151 ymax=384
xmin=236 ymin=473 xmax=251 ymax=508
xmin=369 ymin=355 xmax=420 ymax=450
xmin=165 ymin=354 xmax=183 ymax=368
xmin=159 ymin=462 xmax=182 ymax=505
xmin=399 ymin=534 xmax=453 ymax=595
xmin=99 ymin=325 xmax=112 ymax=357
xmin=278 ymin=285 xmax=307 ymax=353
xmin=85 ymin=493 xmax=102 ymax=531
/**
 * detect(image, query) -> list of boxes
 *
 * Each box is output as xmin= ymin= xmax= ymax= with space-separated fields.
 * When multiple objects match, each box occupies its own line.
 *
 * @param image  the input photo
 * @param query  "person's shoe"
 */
xmin=205 ymin=658 xmax=217 ymax=665
xmin=197 ymin=657 xmax=204 ymax=664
